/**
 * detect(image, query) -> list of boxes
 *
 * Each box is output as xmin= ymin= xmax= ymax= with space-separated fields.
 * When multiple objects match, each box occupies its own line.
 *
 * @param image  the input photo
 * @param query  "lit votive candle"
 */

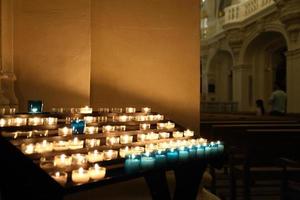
xmin=172 ymin=131 xmax=183 ymax=138
xmin=40 ymin=157 xmax=54 ymax=170
xmin=89 ymin=164 xmax=106 ymax=181
xmin=106 ymin=136 xmax=120 ymax=146
xmin=58 ymin=127 xmax=72 ymax=136
xmin=119 ymin=146 xmax=131 ymax=158
xmin=12 ymin=117 xmax=27 ymax=126
xmin=156 ymin=123 xmax=165 ymax=130
xmin=44 ymin=117 xmax=58 ymax=126
xmin=156 ymin=114 xmax=164 ymax=121
xmin=85 ymin=126 xmax=99 ymax=134
xmin=137 ymin=133 xmax=146 ymax=142
xmin=87 ymin=150 xmax=104 ymax=163
xmin=120 ymin=135 xmax=133 ymax=144
xmin=125 ymin=107 xmax=136 ymax=113
xmin=28 ymin=117 xmax=44 ymax=126
xmin=184 ymin=129 xmax=194 ymax=137
xmin=118 ymin=115 xmax=129 ymax=122
xmin=146 ymin=132 xmax=159 ymax=140
xmin=135 ymin=115 xmax=148 ymax=122
xmin=154 ymin=150 xmax=167 ymax=168
xmin=54 ymin=154 xmax=72 ymax=168
xmin=72 ymin=153 xmax=87 ymax=166
xmin=166 ymin=148 xmax=178 ymax=163
xmin=131 ymin=146 xmax=145 ymax=155
xmin=50 ymin=171 xmax=68 ymax=186
xmin=80 ymin=106 xmax=93 ymax=114
xmin=35 ymin=140 xmax=53 ymax=153
xmin=102 ymin=125 xmax=115 ymax=133
xmin=145 ymin=143 xmax=158 ymax=153
xmin=196 ymin=145 xmax=205 ymax=158
xmin=140 ymin=123 xmax=151 ymax=130
xmin=103 ymin=150 xmax=118 ymax=160
xmin=204 ymin=143 xmax=211 ymax=158
xmin=217 ymin=141 xmax=224 ymax=155
xmin=21 ymin=143 xmax=35 ymax=154
xmin=125 ymin=154 xmax=141 ymax=174
xmin=188 ymin=145 xmax=197 ymax=159
xmin=140 ymin=152 xmax=155 ymax=170
xmin=53 ymin=140 xmax=69 ymax=151
xmin=197 ymin=138 xmax=208 ymax=145
xmin=68 ymin=137 xmax=84 ymax=150
xmin=115 ymin=125 xmax=126 ymax=131
xmin=84 ymin=116 xmax=97 ymax=124
xmin=71 ymin=119 xmax=86 ymax=134
xmin=165 ymin=121 xmax=175 ymax=129
xmin=0 ymin=118 xmax=11 ymax=127
xmin=141 ymin=107 xmax=151 ymax=113
xmin=159 ymin=132 xmax=170 ymax=139
xmin=85 ymin=139 xmax=101 ymax=148
xmin=72 ymin=167 xmax=90 ymax=184
xmin=157 ymin=142 xmax=169 ymax=150
xmin=147 ymin=115 xmax=155 ymax=121
xmin=177 ymin=147 xmax=189 ymax=162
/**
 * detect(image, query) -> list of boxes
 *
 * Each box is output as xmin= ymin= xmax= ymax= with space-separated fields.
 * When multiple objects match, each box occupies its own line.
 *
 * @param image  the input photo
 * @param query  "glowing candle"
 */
xmin=141 ymin=107 xmax=151 ymax=113
xmin=72 ymin=167 xmax=90 ymax=184
xmin=85 ymin=126 xmax=99 ymax=134
xmin=44 ymin=117 xmax=58 ymax=126
xmin=137 ymin=133 xmax=146 ymax=142
xmin=35 ymin=140 xmax=53 ymax=153
xmin=79 ymin=106 xmax=93 ymax=114
xmin=125 ymin=154 xmax=141 ymax=174
xmin=102 ymin=125 xmax=115 ymax=133
xmin=68 ymin=137 xmax=84 ymax=150
xmin=50 ymin=171 xmax=68 ymax=185
xmin=156 ymin=123 xmax=165 ymax=130
xmin=28 ymin=117 xmax=44 ymax=126
xmin=58 ymin=127 xmax=72 ymax=137
xmin=157 ymin=142 xmax=169 ymax=150
xmin=72 ymin=153 xmax=87 ymax=166
xmin=140 ymin=152 xmax=155 ymax=170
xmin=184 ymin=129 xmax=194 ymax=137
xmin=84 ymin=116 xmax=97 ymax=124
xmin=125 ymin=107 xmax=136 ymax=113
xmin=103 ymin=150 xmax=118 ymax=160
xmin=12 ymin=118 xmax=27 ymax=126
xmin=106 ymin=136 xmax=120 ymax=146
xmin=53 ymin=140 xmax=69 ymax=151
xmin=172 ymin=131 xmax=183 ymax=138
xmin=21 ymin=143 xmax=35 ymax=154
xmin=0 ymin=118 xmax=11 ymax=127
xmin=154 ymin=150 xmax=167 ymax=167
xmin=115 ymin=125 xmax=126 ymax=131
xmin=165 ymin=121 xmax=175 ymax=129
xmin=87 ymin=150 xmax=104 ymax=163
xmin=159 ymin=132 xmax=170 ymax=139
xmin=119 ymin=146 xmax=131 ymax=158
xmin=120 ymin=135 xmax=133 ymax=144
xmin=118 ymin=115 xmax=128 ymax=122
xmin=145 ymin=143 xmax=158 ymax=153
xmin=85 ymin=139 xmax=101 ymax=148
xmin=146 ymin=132 xmax=159 ymax=140
xmin=130 ymin=146 xmax=145 ymax=155
xmin=166 ymin=148 xmax=178 ymax=163
xmin=89 ymin=164 xmax=106 ymax=180
xmin=54 ymin=154 xmax=72 ymax=168
xmin=178 ymin=147 xmax=189 ymax=162
xmin=135 ymin=115 xmax=148 ymax=122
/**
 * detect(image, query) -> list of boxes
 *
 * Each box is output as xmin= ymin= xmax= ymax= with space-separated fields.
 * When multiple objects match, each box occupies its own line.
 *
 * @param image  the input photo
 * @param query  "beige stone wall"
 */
xmin=90 ymin=0 xmax=200 ymax=131
xmin=13 ymin=0 xmax=91 ymax=111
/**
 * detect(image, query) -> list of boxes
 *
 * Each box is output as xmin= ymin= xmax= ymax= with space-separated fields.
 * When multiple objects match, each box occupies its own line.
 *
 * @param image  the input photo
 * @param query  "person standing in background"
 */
xmin=269 ymin=83 xmax=287 ymax=116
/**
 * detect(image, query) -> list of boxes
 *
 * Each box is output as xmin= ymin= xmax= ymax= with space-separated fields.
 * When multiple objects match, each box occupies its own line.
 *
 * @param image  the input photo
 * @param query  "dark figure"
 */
xmin=269 ymin=84 xmax=287 ymax=116
xmin=255 ymin=99 xmax=265 ymax=116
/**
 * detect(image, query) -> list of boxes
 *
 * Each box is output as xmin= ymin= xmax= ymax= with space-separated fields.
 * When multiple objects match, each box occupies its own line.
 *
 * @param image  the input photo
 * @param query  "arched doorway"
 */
xmin=243 ymin=31 xmax=287 ymax=110
xmin=207 ymin=50 xmax=233 ymax=102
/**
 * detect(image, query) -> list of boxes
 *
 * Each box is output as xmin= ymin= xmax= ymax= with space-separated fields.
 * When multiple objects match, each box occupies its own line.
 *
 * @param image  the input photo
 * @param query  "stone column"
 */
xmin=232 ymin=64 xmax=252 ymax=111
xmin=1 ymin=0 xmax=18 ymax=107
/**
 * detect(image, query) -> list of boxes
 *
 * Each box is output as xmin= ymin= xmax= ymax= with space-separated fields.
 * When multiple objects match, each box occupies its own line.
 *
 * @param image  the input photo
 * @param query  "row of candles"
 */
xmin=20 ymin=129 xmax=194 ymax=155
xmin=51 ymin=106 xmax=152 ymax=114
xmin=0 ymin=117 xmax=58 ymax=127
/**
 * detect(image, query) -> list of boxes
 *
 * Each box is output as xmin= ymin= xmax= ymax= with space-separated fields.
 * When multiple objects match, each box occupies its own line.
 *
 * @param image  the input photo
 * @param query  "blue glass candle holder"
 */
xmin=177 ymin=147 xmax=189 ymax=162
xmin=154 ymin=150 xmax=167 ymax=168
xmin=28 ymin=100 xmax=43 ymax=113
xmin=196 ymin=145 xmax=205 ymax=159
xmin=71 ymin=119 xmax=85 ymax=134
xmin=166 ymin=148 xmax=178 ymax=163
xmin=210 ymin=142 xmax=219 ymax=157
xmin=124 ymin=154 xmax=141 ymax=174
xmin=188 ymin=146 xmax=197 ymax=160
xmin=140 ymin=152 xmax=155 ymax=170
xmin=217 ymin=141 xmax=224 ymax=155
xmin=204 ymin=145 xmax=211 ymax=158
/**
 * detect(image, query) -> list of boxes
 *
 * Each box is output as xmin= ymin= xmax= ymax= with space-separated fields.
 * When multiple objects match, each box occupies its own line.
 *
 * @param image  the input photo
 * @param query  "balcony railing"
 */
xmin=224 ymin=0 xmax=275 ymax=24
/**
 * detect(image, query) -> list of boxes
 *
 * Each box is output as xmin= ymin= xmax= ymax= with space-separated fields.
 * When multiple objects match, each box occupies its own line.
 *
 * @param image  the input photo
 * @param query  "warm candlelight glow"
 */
xmin=72 ymin=167 xmax=90 ymax=184
xmin=102 ymin=125 xmax=115 ymax=133
xmin=173 ymin=131 xmax=183 ymax=138
xmin=85 ymin=126 xmax=99 ymax=134
xmin=85 ymin=139 xmax=101 ymax=148
xmin=120 ymin=135 xmax=133 ymax=144
xmin=44 ymin=117 xmax=58 ymax=126
xmin=28 ymin=117 xmax=44 ymax=126
xmin=53 ymin=140 xmax=69 ymax=151
xmin=35 ymin=140 xmax=53 ymax=153
xmin=21 ymin=143 xmax=35 ymax=154
xmin=125 ymin=107 xmax=136 ymax=113
xmin=141 ymin=107 xmax=151 ymax=113
xmin=58 ymin=127 xmax=72 ymax=136
xmin=89 ymin=164 xmax=106 ymax=180
xmin=87 ymin=150 xmax=103 ymax=163
xmin=184 ymin=129 xmax=194 ymax=137
xmin=79 ymin=106 xmax=93 ymax=114
xmin=68 ymin=137 xmax=84 ymax=150
xmin=106 ymin=136 xmax=120 ymax=146
xmin=50 ymin=171 xmax=68 ymax=185
xmin=140 ymin=123 xmax=151 ymax=130
xmin=103 ymin=150 xmax=118 ymax=160
xmin=54 ymin=154 xmax=72 ymax=168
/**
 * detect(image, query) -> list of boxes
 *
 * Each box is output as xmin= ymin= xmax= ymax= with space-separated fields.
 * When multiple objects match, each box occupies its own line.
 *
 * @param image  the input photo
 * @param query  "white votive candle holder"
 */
xmin=87 ymin=150 xmax=104 ymax=163
xmin=102 ymin=125 xmax=115 ymax=133
xmin=120 ymin=135 xmax=133 ymax=144
xmin=125 ymin=107 xmax=136 ymax=113
xmin=58 ymin=127 xmax=72 ymax=137
xmin=12 ymin=117 xmax=27 ymax=126
xmin=28 ymin=117 xmax=44 ymax=126
xmin=131 ymin=146 xmax=145 ymax=155
xmin=72 ymin=153 xmax=87 ymax=166
xmin=79 ymin=106 xmax=93 ymax=114
xmin=84 ymin=116 xmax=97 ymax=124
xmin=44 ymin=117 xmax=58 ymax=126
xmin=50 ymin=171 xmax=68 ymax=186
xmin=184 ymin=129 xmax=194 ymax=137
xmin=141 ymin=107 xmax=151 ymax=113
xmin=118 ymin=115 xmax=129 ymax=122
xmin=85 ymin=139 xmax=101 ymax=148
xmin=54 ymin=154 xmax=72 ymax=168
xmin=140 ymin=123 xmax=151 ymax=130
xmin=173 ymin=131 xmax=183 ymax=138
xmin=72 ymin=167 xmax=90 ymax=184
xmin=103 ymin=150 xmax=118 ymax=160
xmin=119 ymin=146 xmax=131 ymax=158
xmin=85 ymin=126 xmax=99 ymax=134
xmin=106 ymin=136 xmax=120 ymax=146
xmin=35 ymin=140 xmax=53 ymax=153
xmin=21 ymin=143 xmax=35 ymax=154
xmin=89 ymin=164 xmax=106 ymax=181
xmin=53 ymin=140 xmax=69 ymax=151
xmin=145 ymin=143 xmax=158 ymax=153
xmin=146 ymin=132 xmax=159 ymax=140
xmin=68 ymin=137 xmax=84 ymax=150
xmin=137 ymin=133 xmax=146 ymax=142
xmin=159 ymin=132 xmax=170 ymax=139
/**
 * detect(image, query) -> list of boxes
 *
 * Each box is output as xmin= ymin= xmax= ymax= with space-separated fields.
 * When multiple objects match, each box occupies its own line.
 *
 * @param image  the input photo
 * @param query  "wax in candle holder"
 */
xmin=72 ymin=167 xmax=90 ymax=184
xmin=135 ymin=115 xmax=148 ymax=122
xmin=197 ymin=138 xmax=208 ymax=145
xmin=119 ymin=146 xmax=131 ymax=158
xmin=139 ymin=123 xmax=151 ymax=130
xmin=12 ymin=117 xmax=27 ymax=126
xmin=35 ymin=140 xmax=53 ymax=153
xmin=120 ymin=135 xmax=133 ymax=144
xmin=21 ymin=143 xmax=35 ymax=154
xmin=155 ymin=114 xmax=164 ymax=121
xmin=125 ymin=107 xmax=136 ymax=113
xmin=140 ymin=152 xmax=155 ymax=170
xmin=146 ymin=132 xmax=159 ymax=140
xmin=44 ymin=117 xmax=58 ymax=126
xmin=53 ymin=140 xmax=69 ymax=151
xmin=98 ymin=116 xmax=108 ymax=122
xmin=0 ymin=118 xmax=11 ymax=127
xmin=154 ymin=150 xmax=167 ymax=168
xmin=28 ymin=100 xmax=43 ymax=113
xmin=137 ymin=133 xmax=146 ymax=142
xmin=118 ymin=115 xmax=129 ymax=122
xmin=130 ymin=146 xmax=145 ymax=155
xmin=85 ymin=139 xmax=101 ymax=148
xmin=89 ymin=164 xmax=106 ymax=180
xmin=28 ymin=117 xmax=44 ymax=126
xmin=184 ymin=129 xmax=194 ymax=137
xmin=177 ymin=147 xmax=189 ymax=162
xmin=124 ymin=154 xmax=141 ymax=174
xmin=102 ymin=125 xmax=115 ymax=133
xmin=98 ymin=108 xmax=110 ymax=113
xmin=50 ymin=171 xmax=68 ymax=186
xmin=159 ymin=132 xmax=170 ymax=139
xmin=145 ymin=143 xmax=158 ymax=153
xmin=79 ymin=106 xmax=93 ymax=114
xmin=141 ymin=107 xmax=151 ymax=113
xmin=54 ymin=154 xmax=72 ymax=168
xmin=68 ymin=137 xmax=84 ymax=150
xmin=72 ymin=153 xmax=88 ymax=166
xmin=51 ymin=107 xmax=65 ymax=113
xmin=106 ymin=136 xmax=120 ymax=146
xmin=58 ymin=127 xmax=72 ymax=136
xmin=166 ymin=148 xmax=178 ymax=163
xmin=87 ymin=150 xmax=104 ymax=163
xmin=85 ymin=126 xmax=99 ymax=134
xmin=103 ymin=150 xmax=118 ymax=160
xmin=71 ymin=119 xmax=86 ymax=134
xmin=84 ymin=116 xmax=97 ymax=124
xmin=111 ymin=108 xmax=123 ymax=113
xmin=157 ymin=142 xmax=168 ymax=150
xmin=172 ymin=131 xmax=183 ymax=138
xmin=40 ymin=157 xmax=54 ymax=170
xmin=115 ymin=125 xmax=126 ymax=131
